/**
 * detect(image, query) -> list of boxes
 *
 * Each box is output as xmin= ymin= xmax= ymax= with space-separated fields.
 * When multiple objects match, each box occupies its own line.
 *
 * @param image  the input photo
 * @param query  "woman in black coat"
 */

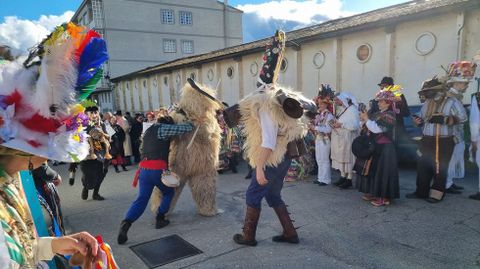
xmin=110 ymin=116 xmax=128 ymax=172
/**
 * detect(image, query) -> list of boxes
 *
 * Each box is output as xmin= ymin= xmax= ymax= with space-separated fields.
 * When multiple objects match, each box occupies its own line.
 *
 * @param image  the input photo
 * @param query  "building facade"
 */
xmin=112 ymin=0 xmax=480 ymax=114
xmin=71 ymin=0 xmax=243 ymax=111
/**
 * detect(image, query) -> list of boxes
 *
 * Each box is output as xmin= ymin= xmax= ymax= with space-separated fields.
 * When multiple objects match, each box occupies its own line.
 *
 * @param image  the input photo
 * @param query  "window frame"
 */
xmin=179 ymin=11 xmax=193 ymax=25
xmin=161 ymin=9 xmax=175 ymax=25
xmin=163 ymin=39 xmax=177 ymax=53
xmin=181 ymin=40 xmax=194 ymax=54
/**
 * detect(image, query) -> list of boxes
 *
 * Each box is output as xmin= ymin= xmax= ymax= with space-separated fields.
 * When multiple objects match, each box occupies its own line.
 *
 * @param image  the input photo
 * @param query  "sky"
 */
xmin=0 ymin=0 xmax=409 ymax=54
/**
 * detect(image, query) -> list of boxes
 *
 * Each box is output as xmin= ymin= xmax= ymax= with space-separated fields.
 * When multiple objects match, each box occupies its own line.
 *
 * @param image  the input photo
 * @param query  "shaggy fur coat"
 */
xmin=240 ymin=86 xmax=308 ymax=168
xmin=150 ymin=82 xmax=221 ymax=216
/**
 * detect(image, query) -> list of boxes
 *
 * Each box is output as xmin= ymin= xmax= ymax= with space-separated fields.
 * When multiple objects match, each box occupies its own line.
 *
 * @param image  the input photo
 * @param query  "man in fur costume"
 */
xmin=150 ymin=78 xmax=222 ymax=217
xmin=230 ymin=31 xmax=313 ymax=246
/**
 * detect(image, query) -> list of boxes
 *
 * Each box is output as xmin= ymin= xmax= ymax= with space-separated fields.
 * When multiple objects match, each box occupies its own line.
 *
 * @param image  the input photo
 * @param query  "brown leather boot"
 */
xmin=233 ymin=206 xmax=260 ymax=246
xmin=272 ymin=204 xmax=299 ymax=244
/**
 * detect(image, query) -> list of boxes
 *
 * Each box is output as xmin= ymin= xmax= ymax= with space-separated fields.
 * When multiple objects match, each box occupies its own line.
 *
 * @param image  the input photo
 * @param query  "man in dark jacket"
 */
xmin=117 ymin=116 xmax=194 ymax=244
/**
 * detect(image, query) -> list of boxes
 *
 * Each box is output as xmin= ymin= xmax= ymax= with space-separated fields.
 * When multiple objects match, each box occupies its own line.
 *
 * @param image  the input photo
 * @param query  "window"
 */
xmin=356 ymin=44 xmax=372 ymax=63
xmin=280 ymin=58 xmax=288 ymax=72
xmin=82 ymin=12 xmax=89 ymax=25
xmin=182 ymin=40 xmax=194 ymax=54
xmin=250 ymin=62 xmax=258 ymax=76
xmin=161 ymin=9 xmax=174 ymax=24
xmin=313 ymin=51 xmax=326 ymax=69
xmin=415 ymin=32 xmax=436 ymax=56
xmin=179 ymin=11 xmax=192 ymax=25
xmin=227 ymin=67 xmax=234 ymax=79
xmin=163 ymin=39 xmax=176 ymax=53
xmin=207 ymin=69 xmax=214 ymax=81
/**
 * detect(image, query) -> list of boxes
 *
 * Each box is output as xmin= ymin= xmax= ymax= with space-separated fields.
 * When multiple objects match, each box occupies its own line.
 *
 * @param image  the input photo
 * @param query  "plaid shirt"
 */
xmin=157 ymin=122 xmax=194 ymax=140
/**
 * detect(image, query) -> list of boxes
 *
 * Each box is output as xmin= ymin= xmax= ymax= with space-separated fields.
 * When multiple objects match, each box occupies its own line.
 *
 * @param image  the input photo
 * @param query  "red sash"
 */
xmin=132 ymin=159 xmax=167 ymax=187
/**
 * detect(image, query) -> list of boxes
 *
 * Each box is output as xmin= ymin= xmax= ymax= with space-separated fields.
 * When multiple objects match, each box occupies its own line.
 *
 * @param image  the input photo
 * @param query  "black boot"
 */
xmin=272 ymin=204 xmax=299 ymax=244
xmin=81 ymin=188 xmax=88 ymax=200
xmin=233 ymin=206 xmax=260 ymax=246
xmin=339 ymin=179 xmax=352 ymax=189
xmin=469 ymin=192 xmax=480 ymax=200
xmin=155 ymin=213 xmax=170 ymax=229
xmin=334 ymin=177 xmax=346 ymax=186
xmin=92 ymin=185 xmax=105 ymax=200
xmin=122 ymin=165 xmax=128 ymax=172
xmin=117 ymin=220 xmax=132 ymax=245
xmin=114 ymin=165 xmax=120 ymax=173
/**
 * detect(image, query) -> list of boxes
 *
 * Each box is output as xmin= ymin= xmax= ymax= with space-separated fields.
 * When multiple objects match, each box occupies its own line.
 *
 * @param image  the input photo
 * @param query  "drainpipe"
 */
xmin=223 ymin=0 xmax=228 ymax=47
xmin=456 ymin=12 xmax=465 ymax=61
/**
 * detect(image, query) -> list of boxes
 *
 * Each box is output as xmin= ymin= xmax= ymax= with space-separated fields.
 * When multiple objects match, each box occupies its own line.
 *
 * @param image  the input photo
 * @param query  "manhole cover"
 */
xmin=130 ymin=234 xmax=203 ymax=268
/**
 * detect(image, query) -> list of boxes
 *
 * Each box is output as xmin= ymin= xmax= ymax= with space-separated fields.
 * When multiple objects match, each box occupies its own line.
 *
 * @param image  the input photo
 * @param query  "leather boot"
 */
xmin=272 ymin=204 xmax=299 ymax=244
xmin=334 ymin=177 xmax=346 ymax=186
xmin=339 ymin=179 xmax=352 ymax=189
xmin=155 ymin=213 xmax=170 ymax=229
xmin=233 ymin=206 xmax=260 ymax=246
xmin=117 ymin=220 xmax=132 ymax=244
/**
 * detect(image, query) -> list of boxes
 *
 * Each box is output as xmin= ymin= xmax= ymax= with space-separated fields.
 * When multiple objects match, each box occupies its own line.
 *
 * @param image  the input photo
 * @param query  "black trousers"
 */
xmin=80 ymin=159 xmax=109 ymax=192
xmin=415 ymin=136 xmax=454 ymax=198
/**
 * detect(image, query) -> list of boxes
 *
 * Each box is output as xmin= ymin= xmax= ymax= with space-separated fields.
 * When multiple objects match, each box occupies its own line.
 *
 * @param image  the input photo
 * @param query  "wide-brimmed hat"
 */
xmin=447 ymin=61 xmax=477 ymax=84
xmin=418 ymin=77 xmax=447 ymax=94
xmin=378 ymin=76 xmax=394 ymax=87
xmin=0 ymin=23 xmax=108 ymax=162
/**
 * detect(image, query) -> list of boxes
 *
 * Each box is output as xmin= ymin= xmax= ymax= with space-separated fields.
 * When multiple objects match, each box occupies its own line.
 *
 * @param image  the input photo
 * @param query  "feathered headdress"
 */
xmin=0 ymin=22 xmax=108 ymax=162
xmin=316 ymin=84 xmax=335 ymax=103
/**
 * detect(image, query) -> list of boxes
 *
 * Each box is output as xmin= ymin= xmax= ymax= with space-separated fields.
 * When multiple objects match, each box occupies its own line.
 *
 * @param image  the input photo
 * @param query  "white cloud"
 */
xmin=0 ymin=11 xmax=75 ymax=55
xmin=236 ymin=0 xmax=357 ymax=42
xmin=237 ymin=0 xmax=354 ymax=24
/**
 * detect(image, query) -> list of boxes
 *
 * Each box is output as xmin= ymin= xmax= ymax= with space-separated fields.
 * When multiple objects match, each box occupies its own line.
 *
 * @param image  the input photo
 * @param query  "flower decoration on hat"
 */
xmin=257 ymin=30 xmax=286 ymax=89
xmin=0 ymin=23 xmax=108 ymax=162
xmin=375 ymin=90 xmax=396 ymax=103
xmin=447 ymin=61 xmax=477 ymax=84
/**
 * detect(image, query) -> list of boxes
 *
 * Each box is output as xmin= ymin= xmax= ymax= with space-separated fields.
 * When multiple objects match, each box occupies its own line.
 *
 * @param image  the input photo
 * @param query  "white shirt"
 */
xmin=365 ymin=120 xmax=383 ymax=134
xmin=259 ymin=108 xmax=278 ymax=150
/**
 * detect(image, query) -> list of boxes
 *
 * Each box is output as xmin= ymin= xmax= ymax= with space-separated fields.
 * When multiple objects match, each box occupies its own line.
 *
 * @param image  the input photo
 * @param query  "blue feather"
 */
xmin=76 ymin=37 xmax=108 ymax=88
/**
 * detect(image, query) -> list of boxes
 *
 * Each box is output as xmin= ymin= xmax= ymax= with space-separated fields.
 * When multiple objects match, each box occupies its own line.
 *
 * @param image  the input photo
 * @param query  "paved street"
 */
xmin=54 ymin=162 xmax=480 ymax=269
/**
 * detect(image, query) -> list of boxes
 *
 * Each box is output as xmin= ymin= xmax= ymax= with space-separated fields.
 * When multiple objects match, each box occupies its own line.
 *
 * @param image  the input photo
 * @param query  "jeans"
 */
xmin=125 ymin=169 xmax=174 ymax=222
xmin=245 ymin=157 xmax=292 ymax=209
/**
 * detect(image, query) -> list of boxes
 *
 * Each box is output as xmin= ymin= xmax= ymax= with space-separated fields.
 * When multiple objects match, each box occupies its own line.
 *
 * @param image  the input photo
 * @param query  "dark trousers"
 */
xmin=415 ymin=136 xmax=454 ymax=198
xmin=246 ymin=157 xmax=292 ymax=209
xmin=125 ymin=169 xmax=174 ymax=222
xmin=80 ymin=159 xmax=109 ymax=194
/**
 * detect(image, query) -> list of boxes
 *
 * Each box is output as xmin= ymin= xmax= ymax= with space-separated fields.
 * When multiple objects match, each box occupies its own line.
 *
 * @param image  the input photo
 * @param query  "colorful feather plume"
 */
xmin=0 ymin=22 xmax=109 ymax=162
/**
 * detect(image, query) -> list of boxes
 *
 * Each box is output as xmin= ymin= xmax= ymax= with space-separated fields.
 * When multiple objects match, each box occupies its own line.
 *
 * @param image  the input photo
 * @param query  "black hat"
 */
xmin=115 ymin=110 xmax=122 ymax=116
xmin=378 ymin=76 xmax=394 ymax=86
